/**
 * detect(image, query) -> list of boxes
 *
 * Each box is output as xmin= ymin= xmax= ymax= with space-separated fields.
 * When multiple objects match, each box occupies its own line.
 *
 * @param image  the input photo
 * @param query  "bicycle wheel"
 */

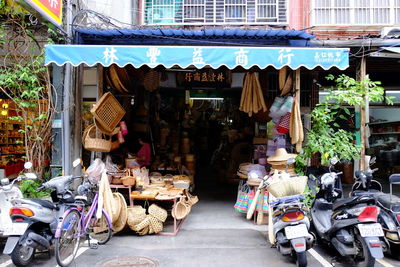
xmin=55 ymin=209 xmax=82 ymax=267
xmin=88 ymin=209 xmax=112 ymax=245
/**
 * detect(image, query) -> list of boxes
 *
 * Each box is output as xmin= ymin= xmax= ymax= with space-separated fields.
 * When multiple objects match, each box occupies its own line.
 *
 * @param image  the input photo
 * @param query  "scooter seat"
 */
xmin=27 ymin=198 xmax=57 ymax=210
xmin=377 ymin=194 xmax=400 ymax=212
xmin=333 ymin=196 xmax=375 ymax=211
xmin=352 ymin=190 xmax=382 ymax=197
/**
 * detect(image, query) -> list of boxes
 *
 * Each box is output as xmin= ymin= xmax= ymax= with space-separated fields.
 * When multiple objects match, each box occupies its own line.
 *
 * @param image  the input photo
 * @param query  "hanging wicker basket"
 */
xmin=91 ymin=92 xmax=126 ymax=134
xmin=83 ymin=124 xmax=112 ymax=153
xmin=127 ymin=206 xmax=147 ymax=231
xmin=143 ymin=70 xmax=160 ymax=92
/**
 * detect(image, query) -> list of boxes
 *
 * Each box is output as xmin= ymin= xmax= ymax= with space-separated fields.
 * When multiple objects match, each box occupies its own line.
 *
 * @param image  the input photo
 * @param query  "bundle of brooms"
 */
xmin=239 ymin=72 xmax=267 ymax=117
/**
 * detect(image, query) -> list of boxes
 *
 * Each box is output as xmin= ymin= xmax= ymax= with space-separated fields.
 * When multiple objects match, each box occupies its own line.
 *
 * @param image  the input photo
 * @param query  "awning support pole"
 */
xmin=358 ymin=56 xmax=367 ymax=170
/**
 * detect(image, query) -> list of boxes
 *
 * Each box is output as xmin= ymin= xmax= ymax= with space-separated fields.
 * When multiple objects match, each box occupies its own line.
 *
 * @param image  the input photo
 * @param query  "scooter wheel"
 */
xmin=355 ymin=234 xmax=375 ymax=267
xmin=296 ymin=251 xmax=307 ymax=267
xmin=11 ymin=244 xmax=35 ymax=267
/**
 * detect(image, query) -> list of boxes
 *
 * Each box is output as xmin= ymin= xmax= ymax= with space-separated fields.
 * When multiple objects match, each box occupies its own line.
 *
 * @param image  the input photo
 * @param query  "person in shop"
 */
xmin=135 ymin=135 xmax=152 ymax=168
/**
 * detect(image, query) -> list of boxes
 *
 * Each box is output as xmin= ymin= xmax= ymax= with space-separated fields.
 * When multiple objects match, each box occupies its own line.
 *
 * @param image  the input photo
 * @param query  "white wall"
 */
xmin=84 ymin=0 xmax=134 ymax=26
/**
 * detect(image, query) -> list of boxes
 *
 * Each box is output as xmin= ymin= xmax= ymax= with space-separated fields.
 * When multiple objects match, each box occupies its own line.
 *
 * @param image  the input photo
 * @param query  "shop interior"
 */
xmin=82 ymin=65 xmax=314 ymax=186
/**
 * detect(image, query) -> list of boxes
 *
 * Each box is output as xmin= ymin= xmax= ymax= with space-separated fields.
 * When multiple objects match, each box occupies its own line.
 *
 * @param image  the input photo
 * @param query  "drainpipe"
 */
xmin=62 ymin=0 xmax=73 ymax=175
xmin=309 ymin=38 xmax=400 ymax=47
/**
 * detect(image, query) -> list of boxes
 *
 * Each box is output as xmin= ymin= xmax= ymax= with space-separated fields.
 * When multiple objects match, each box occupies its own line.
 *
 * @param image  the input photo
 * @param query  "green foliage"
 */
xmin=19 ymin=179 xmax=50 ymax=199
xmin=302 ymin=185 xmax=318 ymax=210
xmin=296 ymin=74 xmax=392 ymax=173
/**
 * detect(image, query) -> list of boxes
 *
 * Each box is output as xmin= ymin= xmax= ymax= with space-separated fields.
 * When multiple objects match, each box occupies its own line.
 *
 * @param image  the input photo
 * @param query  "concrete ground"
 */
xmin=0 ymin=170 xmax=400 ymax=267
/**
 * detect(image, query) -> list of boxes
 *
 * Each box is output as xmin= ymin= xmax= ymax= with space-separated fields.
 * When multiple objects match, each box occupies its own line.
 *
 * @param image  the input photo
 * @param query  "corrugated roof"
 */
xmin=74 ymin=28 xmax=315 ymax=46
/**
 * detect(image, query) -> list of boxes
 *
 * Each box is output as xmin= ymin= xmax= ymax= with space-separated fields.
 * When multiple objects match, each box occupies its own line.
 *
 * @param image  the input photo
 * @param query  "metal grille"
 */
xmin=144 ymin=0 xmax=286 ymax=25
xmin=312 ymin=0 xmax=400 ymax=25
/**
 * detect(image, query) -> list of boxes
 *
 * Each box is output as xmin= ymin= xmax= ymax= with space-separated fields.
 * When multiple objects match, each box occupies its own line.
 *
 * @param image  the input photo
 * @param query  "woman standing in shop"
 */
xmin=136 ymin=135 xmax=152 ymax=168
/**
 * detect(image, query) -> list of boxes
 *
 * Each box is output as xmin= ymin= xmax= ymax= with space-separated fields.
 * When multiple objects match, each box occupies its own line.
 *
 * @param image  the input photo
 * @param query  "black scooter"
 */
xmin=351 ymin=157 xmax=400 ymax=259
xmin=310 ymin=158 xmax=384 ymax=267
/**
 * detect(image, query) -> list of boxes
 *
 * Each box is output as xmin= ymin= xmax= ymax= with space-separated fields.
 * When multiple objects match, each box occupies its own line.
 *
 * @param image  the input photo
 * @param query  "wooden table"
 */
xmin=131 ymin=196 xmax=185 ymax=236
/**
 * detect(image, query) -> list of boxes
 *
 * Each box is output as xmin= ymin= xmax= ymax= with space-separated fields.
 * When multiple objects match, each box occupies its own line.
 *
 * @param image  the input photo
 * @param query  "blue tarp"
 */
xmin=45 ymin=45 xmax=349 ymax=70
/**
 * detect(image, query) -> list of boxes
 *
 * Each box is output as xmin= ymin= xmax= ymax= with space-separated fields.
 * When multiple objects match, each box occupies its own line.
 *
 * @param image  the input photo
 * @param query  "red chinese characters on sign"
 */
xmin=23 ymin=0 xmax=63 ymax=26
xmin=179 ymin=69 xmax=230 ymax=88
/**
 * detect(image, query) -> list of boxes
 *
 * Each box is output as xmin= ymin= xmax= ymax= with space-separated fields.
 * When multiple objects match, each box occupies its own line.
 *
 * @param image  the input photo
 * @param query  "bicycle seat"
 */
xmin=74 ymin=195 xmax=88 ymax=204
xmin=27 ymin=198 xmax=58 ymax=210
xmin=377 ymin=194 xmax=400 ymax=212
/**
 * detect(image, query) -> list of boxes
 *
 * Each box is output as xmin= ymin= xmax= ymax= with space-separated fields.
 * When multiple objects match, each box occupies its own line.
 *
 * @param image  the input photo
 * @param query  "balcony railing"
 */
xmin=143 ymin=0 xmax=287 ymax=25
xmin=311 ymin=0 xmax=400 ymax=26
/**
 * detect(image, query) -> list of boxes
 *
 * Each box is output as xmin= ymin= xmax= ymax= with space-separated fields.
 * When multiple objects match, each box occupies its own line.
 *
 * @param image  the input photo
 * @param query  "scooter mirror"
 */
xmin=370 ymin=157 xmax=376 ymax=165
xmin=24 ymin=162 xmax=33 ymax=169
xmin=25 ymin=173 xmax=37 ymax=179
xmin=286 ymin=158 xmax=296 ymax=165
xmin=72 ymin=158 xmax=82 ymax=168
xmin=330 ymin=158 xmax=339 ymax=166
xmin=1 ymin=178 xmax=10 ymax=185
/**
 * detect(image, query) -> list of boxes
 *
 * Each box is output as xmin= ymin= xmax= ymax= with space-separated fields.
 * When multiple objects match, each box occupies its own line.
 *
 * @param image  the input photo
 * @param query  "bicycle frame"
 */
xmin=55 ymin=193 xmax=112 ymax=238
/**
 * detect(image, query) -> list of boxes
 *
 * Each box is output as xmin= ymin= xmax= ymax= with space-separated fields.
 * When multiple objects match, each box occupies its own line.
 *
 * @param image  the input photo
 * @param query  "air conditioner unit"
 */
xmin=380 ymin=27 xmax=400 ymax=38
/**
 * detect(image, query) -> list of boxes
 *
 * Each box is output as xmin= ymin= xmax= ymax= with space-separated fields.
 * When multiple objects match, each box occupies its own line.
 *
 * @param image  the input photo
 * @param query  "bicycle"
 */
xmin=54 ymin=173 xmax=113 ymax=267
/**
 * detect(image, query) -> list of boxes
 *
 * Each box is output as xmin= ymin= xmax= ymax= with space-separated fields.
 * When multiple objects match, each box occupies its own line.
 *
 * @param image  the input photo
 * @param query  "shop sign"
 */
xmin=20 ymin=0 xmax=62 ymax=27
xmin=177 ymin=70 xmax=231 ymax=88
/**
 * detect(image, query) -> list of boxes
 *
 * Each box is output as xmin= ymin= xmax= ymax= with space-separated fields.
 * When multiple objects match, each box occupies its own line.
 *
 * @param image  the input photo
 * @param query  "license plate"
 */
xmin=284 ymin=224 xmax=309 ymax=239
xmin=358 ymin=223 xmax=384 ymax=237
xmin=3 ymin=223 xmax=28 ymax=236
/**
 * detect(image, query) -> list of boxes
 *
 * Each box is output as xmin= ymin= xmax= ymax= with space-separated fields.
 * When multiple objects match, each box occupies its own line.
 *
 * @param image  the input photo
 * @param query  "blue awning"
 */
xmin=45 ymin=45 xmax=349 ymax=70
xmin=74 ymin=28 xmax=315 ymax=46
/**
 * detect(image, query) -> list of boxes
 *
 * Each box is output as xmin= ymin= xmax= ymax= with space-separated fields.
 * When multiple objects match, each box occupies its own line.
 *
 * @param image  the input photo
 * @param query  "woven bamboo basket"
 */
xmin=121 ymin=170 xmax=136 ymax=187
xmin=83 ymin=124 xmax=112 ymax=153
xmin=267 ymin=175 xmax=308 ymax=198
xmin=137 ymin=225 xmax=150 ymax=236
xmin=148 ymin=204 xmax=167 ymax=222
xmin=112 ymin=177 xmax=122 ymax=185
xmin=148 ymin=215 xmax=163 ymax=234
xmin=131 ymin=216 xmax=151 ymax=232
xmin=172 ymin=198 xmax=191 ymax=220
xmin=143 ymin=70 xmax=160 ymax=92
xmin=91 ymin=92 xmax=126 ymax=134
xmin=127 ymin=206 xmax=147 ymax=231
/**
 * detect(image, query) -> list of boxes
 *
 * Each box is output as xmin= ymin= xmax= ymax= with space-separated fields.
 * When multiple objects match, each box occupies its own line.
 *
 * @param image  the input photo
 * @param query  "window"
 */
xmin=312 ymin=0 xmax=400 ymax=25
xmin=144 ymin=0 xmax=286 ymax=25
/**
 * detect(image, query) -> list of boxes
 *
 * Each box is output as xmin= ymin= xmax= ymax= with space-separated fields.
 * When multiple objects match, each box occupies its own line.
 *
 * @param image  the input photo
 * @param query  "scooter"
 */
xmin=0 ymin=162 xmax=32 ymax=237
xmin=247 ymin=158 xmax=313 ymax=267
xmin=351 ymin=157 xmax=400 ymax=258
xmin=3 ymin=159 xmax=82 ymax=267
xmin=311 ymin=158 xmax=384 ymax=266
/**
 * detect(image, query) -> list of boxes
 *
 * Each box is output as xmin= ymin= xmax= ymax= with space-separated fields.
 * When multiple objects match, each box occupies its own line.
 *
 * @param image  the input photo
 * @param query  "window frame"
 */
xmin=311 ymin=0 xmax=400 ymax=26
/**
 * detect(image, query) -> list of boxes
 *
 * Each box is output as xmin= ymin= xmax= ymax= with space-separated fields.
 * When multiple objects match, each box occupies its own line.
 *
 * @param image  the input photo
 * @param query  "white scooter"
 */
xmin=0 ymin=162 xmax=35 ymax=237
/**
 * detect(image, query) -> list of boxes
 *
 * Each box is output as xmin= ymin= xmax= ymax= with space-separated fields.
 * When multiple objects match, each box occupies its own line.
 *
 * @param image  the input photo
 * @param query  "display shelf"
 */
xmin=371 ymin=132 xmax=400 ymax=135
xmin=368 ymin=120 xmax=400 ymax=125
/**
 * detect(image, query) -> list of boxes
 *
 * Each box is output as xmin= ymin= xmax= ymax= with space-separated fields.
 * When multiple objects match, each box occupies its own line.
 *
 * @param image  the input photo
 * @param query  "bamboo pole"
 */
xmin=359 ymin=57 xmax=367 ymax=170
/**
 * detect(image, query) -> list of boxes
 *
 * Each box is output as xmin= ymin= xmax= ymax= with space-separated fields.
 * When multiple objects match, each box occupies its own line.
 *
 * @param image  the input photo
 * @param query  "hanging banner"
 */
xmin=20 ymin=0 xmax=62 ymax=27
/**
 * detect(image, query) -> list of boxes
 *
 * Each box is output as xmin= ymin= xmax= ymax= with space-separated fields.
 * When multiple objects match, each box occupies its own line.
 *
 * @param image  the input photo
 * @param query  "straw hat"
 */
xmin=111 ymin=193 xmax=122 ymax=223
xmin=267 ymin=148 xmax=297 ymax=162
xmin=112 ymin=193 xmax=127 ymax=233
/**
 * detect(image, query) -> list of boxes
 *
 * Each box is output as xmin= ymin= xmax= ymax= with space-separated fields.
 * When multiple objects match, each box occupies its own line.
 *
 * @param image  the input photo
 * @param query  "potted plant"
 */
xmin=296 ymin=74 xmax=393 ymax=180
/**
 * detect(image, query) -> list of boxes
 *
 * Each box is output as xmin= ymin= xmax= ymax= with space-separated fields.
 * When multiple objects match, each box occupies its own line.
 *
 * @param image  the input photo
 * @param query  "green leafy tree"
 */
xmin=0 ymin=1 xmax=56 ymax=178
xmin=296 ymin=74 xmax=393 ymax=173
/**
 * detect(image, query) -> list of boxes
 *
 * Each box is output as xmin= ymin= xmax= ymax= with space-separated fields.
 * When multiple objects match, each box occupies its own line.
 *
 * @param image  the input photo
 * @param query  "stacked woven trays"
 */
xmin=127 ymin=204 xmax=167 ymax=235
